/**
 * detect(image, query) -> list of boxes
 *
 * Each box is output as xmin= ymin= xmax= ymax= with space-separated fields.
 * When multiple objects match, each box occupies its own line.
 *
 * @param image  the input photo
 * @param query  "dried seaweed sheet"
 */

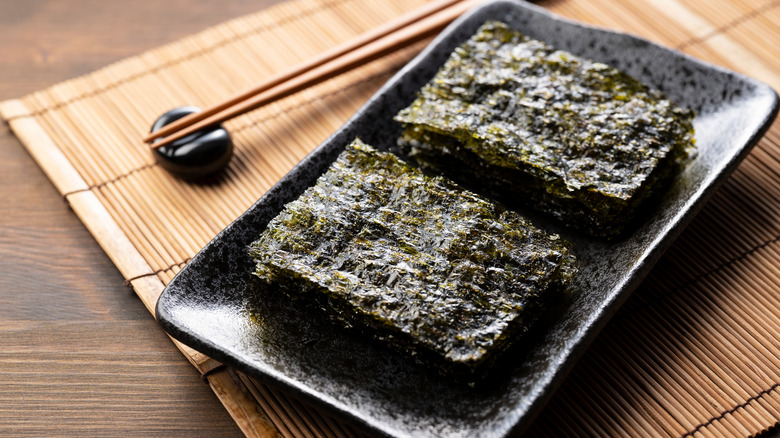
xmin=249 ymin=139 xmax=576 ymax=372
xmin=395 ymin=21 xmax=695 ymax=237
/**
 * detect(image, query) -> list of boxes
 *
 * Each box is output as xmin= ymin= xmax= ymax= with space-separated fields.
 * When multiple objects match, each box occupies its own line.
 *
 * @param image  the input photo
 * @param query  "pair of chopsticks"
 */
xmin=144 ymin=0 xmax=482 ymax=148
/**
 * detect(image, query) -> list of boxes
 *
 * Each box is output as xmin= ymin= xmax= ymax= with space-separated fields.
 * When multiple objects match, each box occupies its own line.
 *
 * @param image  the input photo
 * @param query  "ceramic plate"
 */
xmin=156 ymin=1 xmax=779 ymax=436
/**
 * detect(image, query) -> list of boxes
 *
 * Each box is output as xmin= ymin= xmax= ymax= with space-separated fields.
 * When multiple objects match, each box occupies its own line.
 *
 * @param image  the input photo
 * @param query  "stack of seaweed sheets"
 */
xmin=250 ymin=140 xmax=576 ymax=372
xmin=396 ymin=21 xmax=695 ymax=237
xmin=250 ymin=21 xmax=694 ymax=373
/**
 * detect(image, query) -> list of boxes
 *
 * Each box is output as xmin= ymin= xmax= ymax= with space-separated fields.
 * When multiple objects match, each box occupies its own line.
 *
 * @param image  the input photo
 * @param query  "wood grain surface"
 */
xmin=0 ymin=1 xmax=282 ymax=435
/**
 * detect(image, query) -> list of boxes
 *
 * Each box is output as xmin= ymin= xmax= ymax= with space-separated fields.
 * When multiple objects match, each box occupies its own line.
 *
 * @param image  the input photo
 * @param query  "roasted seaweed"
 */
xmin=395 ymin=21 xmax=695 ymax=237
xmin=249 ymin=139 xmax=576 ymax=372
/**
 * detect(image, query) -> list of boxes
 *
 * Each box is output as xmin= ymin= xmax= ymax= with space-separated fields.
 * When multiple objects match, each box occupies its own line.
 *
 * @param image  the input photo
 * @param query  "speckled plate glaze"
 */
xmin=156 ymin=1 xmax=779 ymax=436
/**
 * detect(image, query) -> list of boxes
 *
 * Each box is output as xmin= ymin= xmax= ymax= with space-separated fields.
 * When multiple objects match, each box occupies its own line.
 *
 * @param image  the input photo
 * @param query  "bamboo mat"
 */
xmin=2 ymin=0 xmax=779 ymax=436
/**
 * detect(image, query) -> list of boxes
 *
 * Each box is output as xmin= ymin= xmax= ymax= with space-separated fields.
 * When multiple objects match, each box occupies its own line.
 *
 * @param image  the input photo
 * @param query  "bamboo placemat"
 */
xmin=2 ymin=0 xmax=779 ymax=436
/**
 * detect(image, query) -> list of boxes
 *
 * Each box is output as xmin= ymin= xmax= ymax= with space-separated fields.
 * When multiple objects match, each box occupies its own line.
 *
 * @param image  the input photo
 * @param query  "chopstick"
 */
xmin=145 ymin=0 xmax=481 ymax=148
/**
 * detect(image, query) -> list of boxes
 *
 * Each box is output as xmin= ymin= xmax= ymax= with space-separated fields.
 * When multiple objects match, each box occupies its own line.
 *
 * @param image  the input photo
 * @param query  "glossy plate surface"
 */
xmin=156 ymin=1 xmax=779 ymax=436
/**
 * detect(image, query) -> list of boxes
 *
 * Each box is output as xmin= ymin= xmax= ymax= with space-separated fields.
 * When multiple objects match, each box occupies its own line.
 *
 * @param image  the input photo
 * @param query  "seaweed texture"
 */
xmin=395 ymin=21 xmax=695 ymax=237
xmin=249 ymin=139 xmax=576 ymax=372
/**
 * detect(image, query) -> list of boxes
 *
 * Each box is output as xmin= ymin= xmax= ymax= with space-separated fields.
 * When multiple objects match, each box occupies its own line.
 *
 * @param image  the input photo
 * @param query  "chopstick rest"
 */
xmin=150 ymin=106 xmax=234 ymax=181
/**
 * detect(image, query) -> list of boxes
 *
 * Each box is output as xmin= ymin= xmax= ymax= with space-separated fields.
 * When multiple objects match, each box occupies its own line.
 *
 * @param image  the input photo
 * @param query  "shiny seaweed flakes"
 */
xmin=249 ymin=139 xmax=576 ymax=372
xmin=394 ymin=21 xmax=695 ymax=236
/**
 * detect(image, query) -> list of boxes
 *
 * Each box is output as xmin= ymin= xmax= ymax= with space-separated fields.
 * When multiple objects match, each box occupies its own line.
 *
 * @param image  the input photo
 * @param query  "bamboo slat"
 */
xmin=2 ymin=0 xmax=779 ymax=436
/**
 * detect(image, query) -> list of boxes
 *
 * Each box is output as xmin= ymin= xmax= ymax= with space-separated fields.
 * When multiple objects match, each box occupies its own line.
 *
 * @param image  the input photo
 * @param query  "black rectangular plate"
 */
xmin=156 ymin=1 xmax=779 ymax=436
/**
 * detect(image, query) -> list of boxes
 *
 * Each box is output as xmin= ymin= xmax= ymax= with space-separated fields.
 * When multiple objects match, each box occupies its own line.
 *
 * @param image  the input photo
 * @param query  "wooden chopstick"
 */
xmin=145 ymin=0 xmax=481 ymax=148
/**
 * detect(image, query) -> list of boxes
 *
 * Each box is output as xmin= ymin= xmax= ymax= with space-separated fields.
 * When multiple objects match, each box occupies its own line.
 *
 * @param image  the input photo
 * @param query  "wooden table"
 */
xmin=0 ymin=1 xmax=282 ymax=435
